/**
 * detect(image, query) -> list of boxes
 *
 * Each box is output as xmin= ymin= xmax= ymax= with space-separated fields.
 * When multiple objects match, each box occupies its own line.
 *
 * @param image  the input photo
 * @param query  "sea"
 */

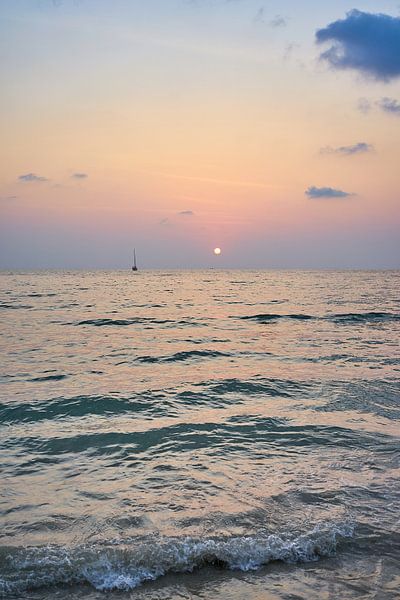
xmin=0 ymin=270 xmax=399 ymax=600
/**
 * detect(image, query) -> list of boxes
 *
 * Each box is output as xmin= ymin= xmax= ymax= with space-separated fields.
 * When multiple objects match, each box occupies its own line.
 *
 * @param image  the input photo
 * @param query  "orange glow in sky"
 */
xmin=0 ymin=1 xmax=399 ymax=269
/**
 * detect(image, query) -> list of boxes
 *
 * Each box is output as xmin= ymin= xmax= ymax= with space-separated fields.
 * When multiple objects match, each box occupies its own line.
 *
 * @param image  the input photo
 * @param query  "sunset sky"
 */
xmin=1 ymin=0 xmax=399 ymax=269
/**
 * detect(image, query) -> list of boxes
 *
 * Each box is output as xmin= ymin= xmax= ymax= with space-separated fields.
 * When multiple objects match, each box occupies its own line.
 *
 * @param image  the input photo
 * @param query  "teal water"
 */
xmin=0 ymin=270 xmax=399 ymax=599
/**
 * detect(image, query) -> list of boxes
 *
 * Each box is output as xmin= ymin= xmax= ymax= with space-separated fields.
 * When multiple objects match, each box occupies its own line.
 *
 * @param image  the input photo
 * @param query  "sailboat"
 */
xmin=132 ymin=248 xmax=138 ymax=271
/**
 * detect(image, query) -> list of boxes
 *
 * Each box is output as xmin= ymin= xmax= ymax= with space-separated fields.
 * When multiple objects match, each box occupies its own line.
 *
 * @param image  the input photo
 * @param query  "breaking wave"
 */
xmin=0 ymin=522 xmax=354 ymax=596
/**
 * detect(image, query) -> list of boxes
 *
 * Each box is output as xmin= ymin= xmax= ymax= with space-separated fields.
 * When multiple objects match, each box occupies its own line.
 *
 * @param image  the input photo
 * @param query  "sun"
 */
xmin=213 ymin=247 xmax=221 ymax=255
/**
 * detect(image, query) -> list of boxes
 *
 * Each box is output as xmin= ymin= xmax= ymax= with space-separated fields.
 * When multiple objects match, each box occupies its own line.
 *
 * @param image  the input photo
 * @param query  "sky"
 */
xmin=0 ymin=0 xmax=399 ymax=269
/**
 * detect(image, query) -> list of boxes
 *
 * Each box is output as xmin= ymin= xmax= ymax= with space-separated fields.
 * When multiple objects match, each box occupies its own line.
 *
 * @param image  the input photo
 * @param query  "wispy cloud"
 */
xmin=0 ymin=195 xmax=17 ymax=201
xmin=72 ymin=172 xmax=88 ymax=179
xmin=269 ymin=15 xmax=287 ymax=28
xmin=253 ymin=7 xmax=265 ymax=24
xmin=377 ymin=97 xmax=400 ymax=115
xmin=18 ymin=173 xmax=48 ymax=183
xmin=357 ymin=97 xmax=372 ymax=114
xmin=357 ymin=96 xmax=400 ymax=116
xmin=316 ymin=10 xmax=400 ymax=81
xmin=306 ymin=186 xmax=354 ymax=199
xmin=253 ymin=8 xmax=287 ymax=28
xmin=320 ymin=142 xmax=373 ymax=156
xmin=178 ymin=210 xmax=194 ymax=216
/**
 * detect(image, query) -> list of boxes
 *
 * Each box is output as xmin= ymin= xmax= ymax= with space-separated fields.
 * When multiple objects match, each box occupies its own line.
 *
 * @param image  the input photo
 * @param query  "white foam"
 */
xmin=0 ymin=521 xmax=354 ymax=596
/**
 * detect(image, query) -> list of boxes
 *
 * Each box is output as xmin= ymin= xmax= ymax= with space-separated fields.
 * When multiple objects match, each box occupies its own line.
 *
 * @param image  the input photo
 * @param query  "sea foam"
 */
xmin=0 ymin=521 xmax=354 ymax=596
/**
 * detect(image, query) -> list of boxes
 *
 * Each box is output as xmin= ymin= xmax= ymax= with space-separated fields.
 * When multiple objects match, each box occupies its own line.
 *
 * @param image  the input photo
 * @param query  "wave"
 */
xmin=0 ymin=376 xmax=313 ymax=425
xmin=239 ymin=312 xmax=399 ymax=324
xmin=0 ymin=393 xmax=171 ymax=425
xmin=24 ymin=293 xmax=57 ymax=298
xmin=4 ymin=419 xmax=390 ymax=466
xmin=29 ymin=374 xmax=67 ymax=382
xmin=329 ymin=312 xmax=400 ymax=324
xmin=202 ymin=377 xmax=313 ymax=399
xmin=77 ymin=317 xmax=171 ymax=326
xmin=240 ymin=313 xmax=314 ymax=322
xmin=314 ymin=379 xmax=400 ymax=420
xmin=0 ymin=522 xmax=354 ymax=596
xmin=0 ymin=303 xmax=33 ymax=310
xmin=136 ymin=350 xmax=229 ymax=363
xmin=76 ymin=317 xmax=201 ymax=327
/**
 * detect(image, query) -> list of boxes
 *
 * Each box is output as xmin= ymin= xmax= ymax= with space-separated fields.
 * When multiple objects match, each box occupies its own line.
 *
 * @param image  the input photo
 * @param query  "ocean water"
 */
xmin=0 ymin=270 xmax=399 ymax=600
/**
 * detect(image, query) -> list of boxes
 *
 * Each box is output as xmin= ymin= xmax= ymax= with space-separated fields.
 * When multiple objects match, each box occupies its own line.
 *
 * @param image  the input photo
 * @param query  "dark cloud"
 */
xmin=377 ymin=97 xmax=400 ymax=115
xmin=305 ymin=186 xmax=353 ymax=199
xmin=320 ymin=142 xmax=373 ymax=156
xmin=72 ymin=172 xmax=88 ymax=179
xmin=269 ymin=15 xmax=287 ymax=28
xmin=0 ymin=195 xmax=17 ymax=201
xmin=18 ymin=173 xmax=48 ymax=182
xmin=178 ymin=210 xmax=194 ymax=216
xmin=316 ymin=10 xmax=400 ymax=81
